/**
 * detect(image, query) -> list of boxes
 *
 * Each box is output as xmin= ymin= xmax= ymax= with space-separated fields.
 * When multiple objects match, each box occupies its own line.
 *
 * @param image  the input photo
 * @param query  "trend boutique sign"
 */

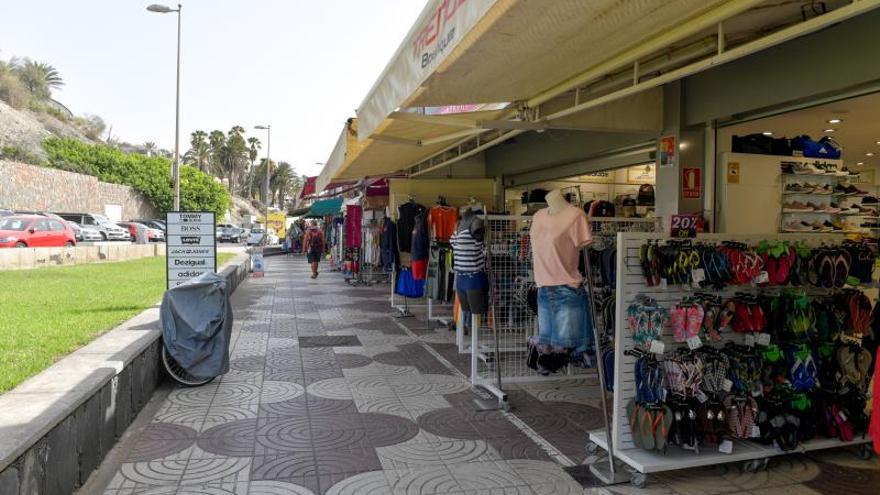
xmin=166 ymin=211 xmax=217 ymax=288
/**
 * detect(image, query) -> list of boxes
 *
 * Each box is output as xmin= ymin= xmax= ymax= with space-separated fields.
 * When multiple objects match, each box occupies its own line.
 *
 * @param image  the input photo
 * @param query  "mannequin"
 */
xmin=544 ymin=189 xmax=569 ymax=215
xmin=451 ymin=206 xmax=488 ymax=316
xmin=528 ymin=188 xmax=594 ymax=369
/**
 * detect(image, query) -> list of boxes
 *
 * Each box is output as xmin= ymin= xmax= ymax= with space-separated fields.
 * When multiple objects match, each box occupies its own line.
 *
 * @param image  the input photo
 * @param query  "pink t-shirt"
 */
xmin=530 ymin=204 xmax=592 ymax=288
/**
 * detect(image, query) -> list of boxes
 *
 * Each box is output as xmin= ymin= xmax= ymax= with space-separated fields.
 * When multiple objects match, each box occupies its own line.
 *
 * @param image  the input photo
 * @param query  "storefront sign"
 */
xmin=659 ymin=135 xmax=676 ymax=168
xmin=358 ymin=0 xmax=499 ymax=139
xmin=670 ymin=214 xmax=700 ymax=238
xmin=682 ymin=167 xmax=701 ymax=199
xmin=166 ymin=212 xmax=217 ymax=288
xmin=727 ymin=162 xmax=741 ymax=183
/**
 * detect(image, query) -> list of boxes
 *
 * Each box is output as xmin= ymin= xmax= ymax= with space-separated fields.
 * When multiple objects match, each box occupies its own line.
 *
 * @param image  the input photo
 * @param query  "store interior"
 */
xmin=717 ymin=92 xmax=880 ymax=236
xmin=504 ymin=162 xmax=657 ymax=216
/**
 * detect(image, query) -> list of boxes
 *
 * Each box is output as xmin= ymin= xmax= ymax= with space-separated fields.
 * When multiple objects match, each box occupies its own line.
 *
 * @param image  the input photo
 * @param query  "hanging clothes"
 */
xmin=396 ymin=201 xmax=426 ymax=253
xmin=344 ymin=205 xmax=363 ymax=249
xmin=411 ymin=212 xmax=430 ymax=280
xmin=379 ymin=217 xmax=399 ymax=271
xmin=427 ymin=205 xmax=458 ymax=242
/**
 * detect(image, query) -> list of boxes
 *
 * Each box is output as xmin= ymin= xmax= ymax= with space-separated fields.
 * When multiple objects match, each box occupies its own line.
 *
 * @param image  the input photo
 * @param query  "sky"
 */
xmin=0 ymin=0 xmax=427 ymax=177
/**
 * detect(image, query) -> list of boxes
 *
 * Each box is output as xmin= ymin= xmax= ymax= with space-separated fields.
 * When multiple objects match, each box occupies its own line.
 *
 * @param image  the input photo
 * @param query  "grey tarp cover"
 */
xmin=160 ymin=272 xmax=233 ymax=379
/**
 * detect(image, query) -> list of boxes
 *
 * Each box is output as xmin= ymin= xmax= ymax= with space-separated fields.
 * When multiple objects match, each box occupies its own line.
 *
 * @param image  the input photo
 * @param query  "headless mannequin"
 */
xmin=457 ymin=207 xmax=485 ymax=242
xmin=544 ymin=189 xmax=570 ymax=215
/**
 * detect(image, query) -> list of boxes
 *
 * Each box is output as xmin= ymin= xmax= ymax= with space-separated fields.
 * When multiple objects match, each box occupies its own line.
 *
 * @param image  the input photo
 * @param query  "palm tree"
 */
xmin=270 ymin=161 xmax=297 ymax=208
xmin=223 ymin=126 xmax=248 ymax=195
xmin=246 ymin=137 xmax=261 ymax=199
xmin=14 ymin=58 xmax=63 ymax=100
xmin=143 ymin=141 xmax=157 ymax=157
xmin=184 ymin=130 xmax=211 ymax=172
xmin=208 ymin=130 xmax=226 ymax=179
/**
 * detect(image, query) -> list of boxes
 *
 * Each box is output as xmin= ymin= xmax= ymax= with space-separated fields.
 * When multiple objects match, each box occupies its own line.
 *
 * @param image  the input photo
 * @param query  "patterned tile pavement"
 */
xmin=97 ymin=255 xmax=880 ymax=494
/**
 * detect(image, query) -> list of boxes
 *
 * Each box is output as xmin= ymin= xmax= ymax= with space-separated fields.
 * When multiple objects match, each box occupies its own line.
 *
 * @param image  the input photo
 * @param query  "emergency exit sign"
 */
xmin=166 ymin=211 xmax=217 ymax=288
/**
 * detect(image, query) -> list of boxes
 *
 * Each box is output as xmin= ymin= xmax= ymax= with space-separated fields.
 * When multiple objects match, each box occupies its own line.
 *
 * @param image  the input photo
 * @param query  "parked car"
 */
xmin=117 ymin=221 xmax=160 ymax=243
xmin=216 ymin=223 xmax=235 ymax=239
xmin=247 ymin=228 xmax=266 ymax=246
xmin=0 ymin=215 xmax=76 ymax=248
xmin=220 ymin=227 xmax=246 ymax=243
xmin=56 ymin=213 xmax=129 ymax=241
xmin=1 ymin=209 xmax=15 ymax=217
xmin=68 ymin=221 xmax=103 ymax=242
xmin=131 ymin=219 xmax=167 ymax=233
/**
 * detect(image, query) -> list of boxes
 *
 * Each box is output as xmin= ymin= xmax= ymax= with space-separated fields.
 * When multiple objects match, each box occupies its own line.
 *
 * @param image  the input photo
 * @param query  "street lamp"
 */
xmin=147 ymin=3 xmax=183 ymax=211
xmin=255 ymin=125 xmax=271 ymax=230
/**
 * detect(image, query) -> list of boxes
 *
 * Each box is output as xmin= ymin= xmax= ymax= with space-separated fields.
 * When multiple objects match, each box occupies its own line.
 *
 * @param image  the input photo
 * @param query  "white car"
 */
xmin=69 ymin=221 xmax=102 ymax=242
xmin=147 ymin=227 xmax=165 ymax=242
xmin=247 ymin=228 xmax=267 ymax=246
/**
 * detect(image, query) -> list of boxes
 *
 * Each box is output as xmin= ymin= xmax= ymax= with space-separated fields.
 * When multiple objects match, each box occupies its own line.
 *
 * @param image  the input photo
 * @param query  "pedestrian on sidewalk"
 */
xmin=303 ymin=220 xmax=325 ymax=279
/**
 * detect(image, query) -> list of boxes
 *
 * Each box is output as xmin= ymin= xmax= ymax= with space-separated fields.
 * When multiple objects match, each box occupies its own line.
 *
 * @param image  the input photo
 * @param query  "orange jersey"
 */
xmin=427 ymin=205 xmax=458 ymax=242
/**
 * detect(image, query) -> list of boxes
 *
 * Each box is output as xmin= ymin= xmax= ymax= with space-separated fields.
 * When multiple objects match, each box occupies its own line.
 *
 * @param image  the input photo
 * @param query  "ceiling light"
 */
xmin=866 ymin=152 xmax=875 ymax=157
xmin=827 ymin=119 xmax=842 ymax=124
xmin=875 ymin=141 xmax=880 ymax=145
xmin=857 ymin=162 xmax=864 ymax=166
xmin=824 ymin=129 xmax=835 ymax=133
xmin=762 ymin=131 xmax=773 ymax=136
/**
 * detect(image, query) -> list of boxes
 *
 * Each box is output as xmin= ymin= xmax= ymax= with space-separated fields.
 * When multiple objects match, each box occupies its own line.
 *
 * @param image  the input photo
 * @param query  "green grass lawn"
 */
xmin=0 ymin=253 xmax=236 ymax=393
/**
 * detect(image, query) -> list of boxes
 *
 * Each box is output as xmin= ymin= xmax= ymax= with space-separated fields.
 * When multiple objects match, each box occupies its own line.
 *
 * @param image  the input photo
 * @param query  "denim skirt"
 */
xmin=536 ymin=284 xmax=593 ymax=352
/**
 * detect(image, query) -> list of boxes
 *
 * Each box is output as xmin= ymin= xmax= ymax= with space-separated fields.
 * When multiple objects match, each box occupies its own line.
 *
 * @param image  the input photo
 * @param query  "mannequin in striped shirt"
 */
xmin=450 ymin=207 xmax=488 ymax=315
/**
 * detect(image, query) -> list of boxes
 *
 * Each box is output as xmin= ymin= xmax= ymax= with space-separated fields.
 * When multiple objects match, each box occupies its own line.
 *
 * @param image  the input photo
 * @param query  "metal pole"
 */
xmin=265 ymin=125 xmax=271 ymax=229
xmin=173 ymin=4 xmax=182 ymax=211
xmin=582 ymin=247 xmax=616 ymax=475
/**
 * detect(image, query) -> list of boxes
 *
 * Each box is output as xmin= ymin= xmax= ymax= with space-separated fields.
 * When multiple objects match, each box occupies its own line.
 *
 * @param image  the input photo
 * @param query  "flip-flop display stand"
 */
xmin=587 ymin=232 xmax=875 ymax=488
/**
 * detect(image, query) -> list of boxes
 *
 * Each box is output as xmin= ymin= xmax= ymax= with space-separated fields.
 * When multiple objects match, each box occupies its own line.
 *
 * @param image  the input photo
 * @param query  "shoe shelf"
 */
xmin=778 ymin=164 xmax=873 ymax=234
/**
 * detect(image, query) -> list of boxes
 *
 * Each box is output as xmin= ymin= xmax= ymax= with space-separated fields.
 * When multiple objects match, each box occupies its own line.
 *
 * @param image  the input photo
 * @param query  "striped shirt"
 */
xmin=450 ymin=227 xmax=485 ymax=273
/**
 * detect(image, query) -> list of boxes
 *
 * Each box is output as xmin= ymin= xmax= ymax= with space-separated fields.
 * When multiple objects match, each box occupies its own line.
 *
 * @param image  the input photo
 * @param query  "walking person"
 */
xmin=303 ymin=220 xmax=325 ymax=279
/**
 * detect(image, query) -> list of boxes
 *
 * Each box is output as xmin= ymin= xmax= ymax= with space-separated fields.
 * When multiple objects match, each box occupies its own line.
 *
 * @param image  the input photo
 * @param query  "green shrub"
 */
xmin=0 ymin=145 xmax=42 ymax=165
xmin=42 ymin=137 xmax=230 ymax=216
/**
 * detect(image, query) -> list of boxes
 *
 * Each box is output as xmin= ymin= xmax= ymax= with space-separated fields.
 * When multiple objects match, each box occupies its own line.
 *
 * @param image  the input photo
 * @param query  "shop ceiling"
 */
xmin=318 ymin=0 xmax=879 ymax=189
xmin=721 ymin=92 xmax=880 ymax=169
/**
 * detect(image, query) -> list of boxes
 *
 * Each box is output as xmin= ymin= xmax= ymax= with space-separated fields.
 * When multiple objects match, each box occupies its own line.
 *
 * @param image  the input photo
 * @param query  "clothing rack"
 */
xmin=586 ymin=232 xmax=875 ymax=487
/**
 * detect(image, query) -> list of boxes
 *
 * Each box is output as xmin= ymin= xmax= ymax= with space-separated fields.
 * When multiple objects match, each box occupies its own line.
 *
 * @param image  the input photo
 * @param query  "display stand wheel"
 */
xmin=161 ymin=345 xmax=214 ymax=387
xmin=630 ymin=472 xmax=648 ymax=488
xmin=859 ymin=444 xmax=874 ymax=460
xmin=742 ymin=459 xmax=766 ymax=473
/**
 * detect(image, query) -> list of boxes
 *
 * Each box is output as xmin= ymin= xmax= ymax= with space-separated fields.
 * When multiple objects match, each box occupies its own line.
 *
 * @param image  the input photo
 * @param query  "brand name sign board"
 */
xmin=166 ymin=211 xmax=217 ymax=288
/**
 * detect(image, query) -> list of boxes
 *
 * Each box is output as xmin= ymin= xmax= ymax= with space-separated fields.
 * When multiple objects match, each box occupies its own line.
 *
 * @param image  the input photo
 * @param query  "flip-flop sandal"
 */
xmin=832 ymin=251 xmax=851 ymax=289
xmin=831 ymin=404 xmax=854 ymax=441
xmin=655 ymin=405 xmax=673 ymax=451
xmin=640 ymin=407 xmax=656 ymax=450
xmin=627 ymin=400 xmax=643 ymax=448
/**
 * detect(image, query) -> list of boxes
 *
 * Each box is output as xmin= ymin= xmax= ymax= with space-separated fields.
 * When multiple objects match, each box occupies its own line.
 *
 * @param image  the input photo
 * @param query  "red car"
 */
xmin=0 ymin=215 xmax=77 ymax=248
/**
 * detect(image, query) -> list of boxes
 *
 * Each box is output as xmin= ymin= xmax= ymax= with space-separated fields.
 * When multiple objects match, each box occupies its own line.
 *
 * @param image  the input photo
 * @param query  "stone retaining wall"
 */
xmin=0 ymin=243 xmax=167 ymax=271
xmin=0 ymin=160 xmax=157 ymax=220
xmin=0 ymin=253 xmax=251 ymax=495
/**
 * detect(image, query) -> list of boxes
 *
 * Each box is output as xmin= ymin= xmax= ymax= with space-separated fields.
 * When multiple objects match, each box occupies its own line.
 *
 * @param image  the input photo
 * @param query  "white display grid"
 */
xmin=589 ymin=231 xmax=873 ymax=476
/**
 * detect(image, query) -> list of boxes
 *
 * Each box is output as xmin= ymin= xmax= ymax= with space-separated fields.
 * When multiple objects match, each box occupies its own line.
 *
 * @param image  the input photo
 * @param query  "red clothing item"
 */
xmin=412 ymin=259 xmax=428 ymax=281
xmin=345 ymin=205 xmax=363 ymax=248
xmin=427 ymin=205 xmax=458 ymax=242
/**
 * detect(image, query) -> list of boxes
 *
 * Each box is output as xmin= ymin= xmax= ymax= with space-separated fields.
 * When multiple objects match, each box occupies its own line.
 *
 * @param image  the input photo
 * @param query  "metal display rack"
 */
xmin=587 ymin=232 xmax=874 ymax=487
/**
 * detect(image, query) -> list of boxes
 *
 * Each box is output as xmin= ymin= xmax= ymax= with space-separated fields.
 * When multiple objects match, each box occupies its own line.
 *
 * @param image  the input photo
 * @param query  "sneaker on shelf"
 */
xmin=785 ymin=183 xmax=813 ymax=193
xmin=792 ymin=162 xmax=822 ymax=175
xmin=834 ymin=184 xmax=850 ymax=195
xmin=806 ymin=202 xmax=827 ymax=212
xmin=821 ymin=203 xmax=841 ymax=213
xmin=851 ymin=185 xmax=869 ymax=196
xmin=863 ymin=196 xmax=879 ymax=205
xmin=781 ymin=162 xmax=796 ymax=174
xmin=841 ymin=167 xmax=860 ymax=176
xmin=823 ymin=220 xmax=842 ymax=231
xmin=783 ymin=201 xmax=813 ymax=212
xmin=783 ymin=221 xmax=812 ymax=232
xmin=811 ymin=221 xmax=833 ymax=232
xmin=831 ymin=219 xmax=847 ymax=231
xmin=813 ymin=184 xmax=834 ymax=195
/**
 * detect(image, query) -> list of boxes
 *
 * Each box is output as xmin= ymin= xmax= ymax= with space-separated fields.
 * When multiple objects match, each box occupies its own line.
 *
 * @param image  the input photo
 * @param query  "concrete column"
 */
xmin=655 ymin=82 xmax=711 ymax=226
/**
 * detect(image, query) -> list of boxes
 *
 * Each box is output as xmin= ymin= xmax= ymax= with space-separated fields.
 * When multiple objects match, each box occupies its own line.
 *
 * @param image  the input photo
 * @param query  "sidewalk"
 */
xmin=96 ymin=255 xmax=879 ymax=495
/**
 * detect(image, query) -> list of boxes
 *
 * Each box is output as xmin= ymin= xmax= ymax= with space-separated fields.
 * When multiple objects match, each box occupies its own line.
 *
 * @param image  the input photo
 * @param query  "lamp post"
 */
xmin=147 ymin=3 xmax=182 ymax=211
xmin=255 ymin=125 xmax=271 ymax=231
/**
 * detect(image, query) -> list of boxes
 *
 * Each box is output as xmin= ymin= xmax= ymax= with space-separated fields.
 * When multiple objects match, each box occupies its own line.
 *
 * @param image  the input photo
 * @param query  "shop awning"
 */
xmin=357 ymin=0 xmax=747 ymax=140
xmin=306 ymin=198 xmax=343 ymax=217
